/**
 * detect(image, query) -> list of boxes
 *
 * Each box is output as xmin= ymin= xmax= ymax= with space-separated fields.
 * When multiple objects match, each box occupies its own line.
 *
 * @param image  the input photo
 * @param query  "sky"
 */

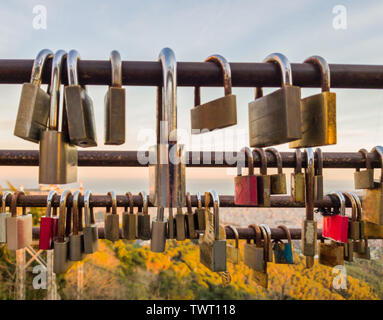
xmin=0 ymin=0 xmax=382 ymax=194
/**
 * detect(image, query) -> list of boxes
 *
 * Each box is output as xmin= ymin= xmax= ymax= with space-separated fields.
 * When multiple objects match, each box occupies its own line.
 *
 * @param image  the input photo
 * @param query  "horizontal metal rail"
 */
xmin=0 ymin=150 xmax=380 ymax=168
xmin=0 ymin=60 xmax=382 ymax=88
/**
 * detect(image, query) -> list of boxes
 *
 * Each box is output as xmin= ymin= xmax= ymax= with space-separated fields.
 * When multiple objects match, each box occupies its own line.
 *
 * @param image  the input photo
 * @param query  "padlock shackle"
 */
xmin=277 ymin=225 xmax=292 ymax=244
xmin=205 ymin=190 xmax=220 ymax=240
xmin=125 ymin=192 xmax=134 ymax=214
xmin=57 ymin=190 xmax=71 ymax=242
xmin=315 ymin=148 xmax=323 ymax=175
xmin=253 ymin=148 xmax=267 ymax=175
xmin=259 ymin=225 xmax=271 ymax=259
xmin=139 ymin=191 xmax=148 ymax=214
xmin=305 ymin=147 xmax=315 ymax=220
xmin=196 ymin=191 xmax=202 ymax=209
xmin=226 ymin=225 xmax=239 ymax=248
xmin=371 ymin=146 xmax=383 ymax=183
xmin=106 ymin=191 xmax=117 ymax=215
xmin=237 ymin=146 xmax=254 ymax=176
xmin=1 ymin=191 xmax=12 ymax=213
xmin=265 ymin=148 xmax=283 ymax=174
xmin=45 ymin=190 xmax=57 ymax=218
xmin=110 ymin=50 xmax=122 ymax=88
xmin=30 ymin=49 xmax=53 ymax=86
xmin=67 ymin=49 xmax=81 ymax=86
xmin=357 ymin=148 xmax=372 ymax=171
xmin=329 ymin=191 xmax=346 ymax=216
xmin=294 ymin=149 xmax=303 ymax=173
xmin=304 ymin=56 xmax=331 ymax=92
xmin=264 ymin=53 xmax=293 ymax=86
xmin=84 ymin=190 xmax=95 ymax=227
xmin=72 ymin=190 xmax=82 ymax=236
xmin=350 ymin=192 xmax=362 ymax=221
xmin=10 ymin=191 xmax=25 ymax=218
xmin=186 ymin=192 xmax=192 ymax=214
xmin=343 ymin=192 xmax=357 ymax=222
xmin=248 ymin=224 xmax=261 ymax=247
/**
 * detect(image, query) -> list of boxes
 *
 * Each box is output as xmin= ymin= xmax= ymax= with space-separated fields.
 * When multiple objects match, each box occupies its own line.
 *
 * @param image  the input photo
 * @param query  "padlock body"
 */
xmin=104 ymin=213 xmax=120 ymax=242
xmin=186 ymin=213 xmax=197 ymax=239
xmin=191 ymin=94 xmax=237 ymax=132
xmin=289 ymin=92 xmax=337 ymax=148
xmin=291 ymin=172 xmax=305 ymax=203
xmin=14 ymin=83 xmax=50 ymax=143
xmin=301 ymin=219 xmax=317 ymax=256
xmin=83 ymin=225 xmax=99 ymax=253
xmin=227 ymin=245 xmax=240 ymax=264
xmin=64 ymin=85 xmax=97 ymax=147
xmin=362 ymin=185 xmax=383 ymax=225
xmin=39 ymin=130 xmax=78 ymax=184
xmin=69 ymin=233 xmax=84 ymax=261
xmin=39 ymin=216 xmax=58 ymax=250
xmin=137 ymin=214 xmax=151 ymax=240
xmin=252 ymin=270 xmax=268 ymax=288
xmin=175 ymin=212 xmax=186 ymax=241
xmin=249 ymin=85 xmax=301 ymax=148
xmin=167 ymin=215 xmax=175 ymax=239
xmin=273 ymin=242 xmax=294 ymax=264
xmin=104 ymin=87 xmax=126 ymax=145
xmin=244 ymin=243 xmax=265 ymax=272
xmin=0 ymin=212 xmax=10 ymax=243
xmin=150 ymin=219 xmax=167 ymax=253
xmin=6 ymin=214 xmax=32 ymax=250
xmin=354 ymin=239 xmax=370 ymax=259
xmin=319 ymin=242 xmax=344 ymax=267
xmin=199 ymin=240 xmax=226 ymax=272
xmin=234 ymin=175 xmax=258 ymax=205
xmin=194 ymin=208 xmax=205 ymax=231
xmin=362 ymin=220 xmax=383 ymax=238
xmin=314 ymin=175 xmax=324 ymax=201
xmin=354 ymin=169 xmax=374 ymax=189
xmin=270 ymin=173 xmax=287 ymax=194
xmin=122 ymin=212 xmax=137 ymax=240
xmin=348 ymin=221 xmax=360 ymax=241
xmin=256 ymin=175 xmax=271 ymax=207
xmin=323 ymin=215 xmax=349 ymax=243
xmin=53 ymin=239 xmax=70 ymax=274
xmin=344 ymin=239 xmax=354 ymax=262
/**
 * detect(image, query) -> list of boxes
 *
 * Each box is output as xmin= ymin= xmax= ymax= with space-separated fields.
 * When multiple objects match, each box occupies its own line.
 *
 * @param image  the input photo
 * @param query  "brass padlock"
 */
xmin=253 ymin=148 xmax=271 ymax=207
xmin=137 ymin=191 xmax=151 ymax=240
xmin=319 ymin=239 xmax=344 ymax=267
xmin=289 ymin=56 xmax=336 ymax=148
xmin=14 ymin=49 xmax=53 ymax=143
xmin=291 ymin=149 xmax=306 ymax=203
xmin=354 ymin=237 xmax=371 ymax=260
xmin=175 ymin=207 xmax=186 ymax=241
xmin=150 ymin=207 xmax=167 ymax=253
xmin=226 ymin=225 xmax=241 ymax=264
xmin=6 ymin=191 xmax=32 ymax=250
xmin=168 ymin=207 xmax=176 ymax=240
xmin=122 ymin=192 xmax=136 ymax=240
xmin=0 ymin=192 xmax=11 ymax=243
xmin=194 ymin=191 xmax=205 ymax=231
xmin=244 ymin=224 xmax=265 ymax=272
xmin=260 ymin=224 xmax=273 ymax=262
xmin=39 ymin=50 xmax=78 ymax=184
xmin=265 ymin=148 xmax=286 ymax=194
xmin=104 ymin=50 xmax=126 ymax=145
xmin=248 ymin=224 xmax=268 ymax=288
xmin=104 ymin=191 xmax=120 ymax=242
xmin=69 ymin=190 xmax=85 ymax=261
xmin=344 ymin=239 xmax=354 ymax=262
xmin=199 ymin=190 xmax=226 ymax=272
xmin=343 ymin=192 xmax=360 ymax=241
xmin=314 ymin=148 xmax=324 ymax=201
xmin=249 ymin=53 xmax=301 ymax=148
xmin=354 ymin=148 xmax=374 ymax=189
xmin=191 ymin=54 xmax=237 ymax=132
xmin=83 ymin=190 xmax=99 ymax=254
xmin=186 ymin=192 xmax=197 ymax=239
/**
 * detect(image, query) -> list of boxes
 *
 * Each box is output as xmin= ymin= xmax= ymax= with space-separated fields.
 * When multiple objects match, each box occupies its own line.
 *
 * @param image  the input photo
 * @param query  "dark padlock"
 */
xmin=105 ymin=50 xmax=126 ymax=145
xmin=289 ymin=56 xmax=337 ymax=148
xmin=69 ymin=190 xmax=85 ymax=261
xmin=14 ymin=49 xmax=53 ymax=143
xmin=175 ymin=207 xmax=186 ymax=241
xmin=314 ymin=148 xmax=324 ymax=201
xmin=351 ymin=192 xmax=364 ymax=239
xmin=260 ymin=224 xmax=273 ymax=262
xmin=64 ymin=49 xmax=97 ymax=147
xmin=273 ymin=225 xmax=294 ymax=264
xmin=343 ymin=192 xmax=360 ymax=241
xmin=167 ymin=207 xmax=176 ymax=240
xmin=249 ymin=53 xmax=301 ymax=148
xmin=226 ymin=225 xmax=240 ymax=264
xmin=266 ymin=148 xmax=286 ymax=194
xmin=0 ymin=192 xmax=11 ymax=244
xmin=83 ymin=190 xmax=99 ymax=254
xmin=253 ymin=148 xmax=271 ymax=207
xmin=344 ymin=239 xmax=354 ymax=262
xmin=122 ymin=192 xmax=136 ymax=240
xmin=318 ymin=239 xmax=344 ymax=267
xmin=354 ymin=237 xmax=371 ymax=260
xmin=191 ymin=55 xmax=237 ymax=133
xmin=39 ymin=50 xmax=78 ymax=184
xmin=186 ymin=193 xmax=197 ymax=239
xmin=150 ymin=207 xmax=167 ymax=253
xmin=104 ymin=191 xmax=120 ymax=242
xmin=137 ymin=191 xmax=151 ymax=240
xmin=354 ymin=148 xmax=374 ymax=189
xmin=291 ymin=149 xmax=305 ymax=203
xmin=39 ymin=190 xmax=59 ymax=250
xmin=194 ymin=191 xmax=205 ymax=231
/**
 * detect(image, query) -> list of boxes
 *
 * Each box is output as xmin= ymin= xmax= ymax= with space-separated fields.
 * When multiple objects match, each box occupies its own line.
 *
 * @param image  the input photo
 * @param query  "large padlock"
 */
xmin=191 ymin=54 xmax=237 ymax=132
xmin=83 ymin=190 xmax=99 ymax=254
xmin=185 ymin=193 xmax=197 ymax=239
xmin=39 ymin=190 xmax=59 ymax=250
xmin=289 ymin=56 xmax=337 ymax=148
xmin=104 ymin=191 xmax=120 ymax=242
xmin=354 ymin=148 xmax=374 ymax=189
xmin=39 ymin=50 xmax=78 ymax=184
xmin=244 ymin=224 xmax=265 ymax=272
xmin=226 ymin=225 xmax=241 ymax=264
xmin=234 ymin=146 xmax=258 ymax=205
xmin=104 ymin=50 xmax=126 ymax=145
xmin=273 ymin=225 xmax=294 ymax=264
xmin=0 ymin=192 xmax=11 ymax=243
xmin=69 ymin=190 xmax=85 ymax=261
xmin=291 ymin=149 xmax=306 ymax=203
xmin=137 ymin=191 xmax=151 ymax=240
xmin=253 ymin=148 xmax=271 ymax=207
xmin=313 ymin=148 xmax=324 ymax=201
xmin=266 ymin=147 xmax=286 ymax=194
xmin=6 ymin=191 xmax=32 ymax=250
xmin=343 ymin=192 xmax=360 ymax=241
xmin=260 ymin=224 xmax=273 ymax=262
xmin=249 ymin=53 xmax=301 ymax=148
xmin=194 ymin=191 xmax=205 ymax=231
xmin=175 ymin=207 xmax=186 ymax=241
xmin=64 ymin=49 xmax=97 ymax=147
xmin=318 ymin=239 xmax=344 ymax=267
xmin=150 ymin=207 xmax=167 ymax=253
xmin=14 ymin=49 xmax=53 ymax=143
xmin=323 ymin=192 xmax=349 ymax=243
xmin=122 ymin=192 xmax=137 ymax=240
xmin=199 ymin=190 xmax=226 ymax=272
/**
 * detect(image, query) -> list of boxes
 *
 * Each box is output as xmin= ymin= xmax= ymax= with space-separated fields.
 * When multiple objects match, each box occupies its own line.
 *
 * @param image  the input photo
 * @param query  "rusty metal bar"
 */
xmin=0 ymin=150 xmax=380 ymax=168
xmin=0 ymin=60 xmax=382 ymax=89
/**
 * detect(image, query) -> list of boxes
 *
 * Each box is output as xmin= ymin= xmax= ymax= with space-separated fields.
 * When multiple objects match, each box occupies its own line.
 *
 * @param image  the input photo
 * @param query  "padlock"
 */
xmin=351 ymin=192 xmax=365 ymax=239
xmin=323 ymin=192 xmax=349 ymax=243
xmin=249 ymin=224 xmax=268 ymax=288
xmin=354 ymin=148 xmax=374 ymax=189
xmin=83 ymin=190 xmax=99 ymax=254
xmin=53 ymin=190 xmax=72 ymax=274
xmin=354 ymin=237 xmax=370 ymax=260
xmin=64 ymin=49 xmax=97 ymax=147
xmin=0 ymin=192 xmax=11 ymax=243
xmin=362 ymin=146 xmax=383 ymax=225
xmin=104 ymin=191 xmax=120 ymax=242
xmin=260 ymin=224 xmax=273 ymax=262
xmin=194 ymin=191 xmax=205 ymax=231
xmin=14 ymin=49 xmax=53 ymax=143
xmin=69 ymin=190 xmax=85 ymax=261
xmin=265 ymin=147 xmax=286 ymax=194
xmin=104 ymin=50 xmax=126 ymax=145
xmin=198 ymin=190 xmax=226 ymax=272
xmin=191 ymin=54 xmax=237 ymax=132
xmin=318 ymin=239 xmax=344 ymax=267
xmin=150 ymin=207 xmax=167 ymax=253
xmin=253 ymin=148 xmax=271 ymax=207
xmin=249 ymin=53 xmax=301 ymax=148
xmin=273 ymin=225 xmax=294 ymax=264
xmin=6 ymin=191 xmax=32 ymax=250
xmin=343 ymin=192 xmax=360 ymax=241
xmin=122 ymin=192 xmax=136 ymax=240
xmin=313 ymin=148 xmax=324 ymax=201
xmin=175 ymin=207 xmax=186 ymax=241
xmin=39 ymin=190 xmax=59 ymax=250
xmin=185 ymin=192 xmax=197 ymax=239
xmin=39 ymin=50 xmax=78 ymax=184
xmin=226 ymin=225 xmax=240 ymax=264
xmin=234 ymin=146 xmax=258 ymax=205
xmin=291 ymin=149 xmax=305 ymax=203
xmin=344 ymin=239 xmax=354 ymax=262
xmin=137 ymin=191 xmax=151 ymax=240
xmin=244 ymin=224 xmax=265 ymax=272
xmin=168 ymin=207 xmax=176 ymax=240
xmin=289 ymin=56 xmax=337 ymax=148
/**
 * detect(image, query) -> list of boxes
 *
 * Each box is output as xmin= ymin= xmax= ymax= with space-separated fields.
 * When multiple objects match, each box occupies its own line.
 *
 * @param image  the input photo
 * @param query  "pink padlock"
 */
xmin=39 ymin=190 xmax=59 ymax=250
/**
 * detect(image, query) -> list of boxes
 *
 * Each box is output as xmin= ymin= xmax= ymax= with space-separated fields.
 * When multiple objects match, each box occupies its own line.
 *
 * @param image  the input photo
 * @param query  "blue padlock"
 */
xmin=273 ymin=225 xmax=294 ymax=264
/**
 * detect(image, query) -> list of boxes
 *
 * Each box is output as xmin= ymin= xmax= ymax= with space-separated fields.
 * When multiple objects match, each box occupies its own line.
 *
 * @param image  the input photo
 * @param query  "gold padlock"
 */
xmin=265 ymin=148 xmax=287 ymax=194
xmin=260 ymin=224 xmax=273 ymax=263
xmin=314 ymin=148 xmax=324 ymax=201
xmin=253 ymin=148 xmax=271 ymax=207
xmin=291 ymin=149 xmax=305 ymax=203
xmin=354 ymin=148 xmax=374 ymax=189
xmin=343 ymin=192 xmax=360 ymax=241
xmin=318 ymin=239 xmax=344 ymax=267
xmin=226 ymin=225 xmax=241 ymax=264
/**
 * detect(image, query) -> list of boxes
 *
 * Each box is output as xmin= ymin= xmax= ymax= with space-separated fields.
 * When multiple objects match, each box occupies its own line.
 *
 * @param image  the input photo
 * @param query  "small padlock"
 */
xmin=260 ymin=224 xmax=273 ymax=262
xmin=167 ymin=207 xmax=176 ymax=240
xmin=83 ymin=190 xmax=99 ymax=254
xmin=39 ymin=190 xmax=59 ymax=250
xmin=234 ymin=146 xmax=258 ymax=205
xmin=323 ymin=192 xmax=349 ymax=243
xmin=354 ymin=237 xmax=371 ymax=260
xmin=150 ymin=207 xmax=167 ymax=253
xmin=273 ymin=225 xmax=294 ymax=264
xmin=289 ymin=56 xmax=337 ymax=148
xmin=137 ymin=191 xmax=151 ymax=240
xmin=314 ymin=148 xmax=324 ymax=201
xmin=343 ymin=192 xmax=360 ymax=241
xmin=265 ymin=147 xmax=286 ymax=194
xmin=226 ymin=225 xmax=241 ymax=264
xmin=244 ymin=224 xmax=265 ymax=272
xmin=190 ymin=55 xmax=237 ymax=132
xmin=249 ymin=53 xmax=301 ymax=148
xmin=122 ymin=192 xmax=137 ymax=240
xmin=253 ymin=148 xmax=271 ymax=207
xmin=104 ymin=191 xmax=120 ymax=242
xmin=175 ymin=207 xmax=186 ymax=241
xmin=64 ymin=49 xmax=97 ymax=147
xmin=249 ymin=224 xmax=268 ymax=288
xmin=14 ymin=49 xmax=53 ymax=143
xmin=291 ymin=149 xmax=305 ymax=203
xmin=194 ymin=191 xmax=205 ymax=231
xmin=0 ymin=192 xmax=11 ymax=243
xmin=354 ymin=148 xmax=374 ymax=189
xmin=185 ymin=193 xmax=197 ymax=239
xmin=351 ymin=192 xmax=364 ymax=239
xmin=344 ymin=239 xmax=354 ymax=262
xmin=69 ymin=190 xmax=85 ymax=261
xmin=319 ymin=239 xmax=344 ymax=267
xmin=39 ymin=50 xmax=78 ymax=184
xmin=104 ymin=50 xmax=126 ymax=145
xmin=6 ymin=191 xmax=32 ymax=251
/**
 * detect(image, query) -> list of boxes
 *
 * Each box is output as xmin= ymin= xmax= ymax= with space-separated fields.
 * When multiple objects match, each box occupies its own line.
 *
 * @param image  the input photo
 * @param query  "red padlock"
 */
xmin=39 ymin=190 xmax=59 ymax=250
xmin=322 ymin=191 xmax=349 ymax=243
xmin=234 ymin=146 xmax=258 ymax=205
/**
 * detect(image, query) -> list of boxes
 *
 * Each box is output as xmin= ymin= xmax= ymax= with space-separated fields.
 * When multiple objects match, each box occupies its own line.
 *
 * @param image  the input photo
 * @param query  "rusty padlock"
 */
xmin=253 ymin=148 xmax=271 ymax=207
xmin=265 ymin=147 xmax=286 ymax=194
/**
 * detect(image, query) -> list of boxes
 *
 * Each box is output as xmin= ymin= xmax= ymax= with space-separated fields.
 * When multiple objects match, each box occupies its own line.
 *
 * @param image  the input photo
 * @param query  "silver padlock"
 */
xmin=0 ymin=192 xmax=11 ymax=243
xmin=69 ymin=190 xmax=85 ymax=261
xmin=150 ymin=207 xmax=167 ymax=253
xmin=83 ymin=190 xmax=99 ymax=254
